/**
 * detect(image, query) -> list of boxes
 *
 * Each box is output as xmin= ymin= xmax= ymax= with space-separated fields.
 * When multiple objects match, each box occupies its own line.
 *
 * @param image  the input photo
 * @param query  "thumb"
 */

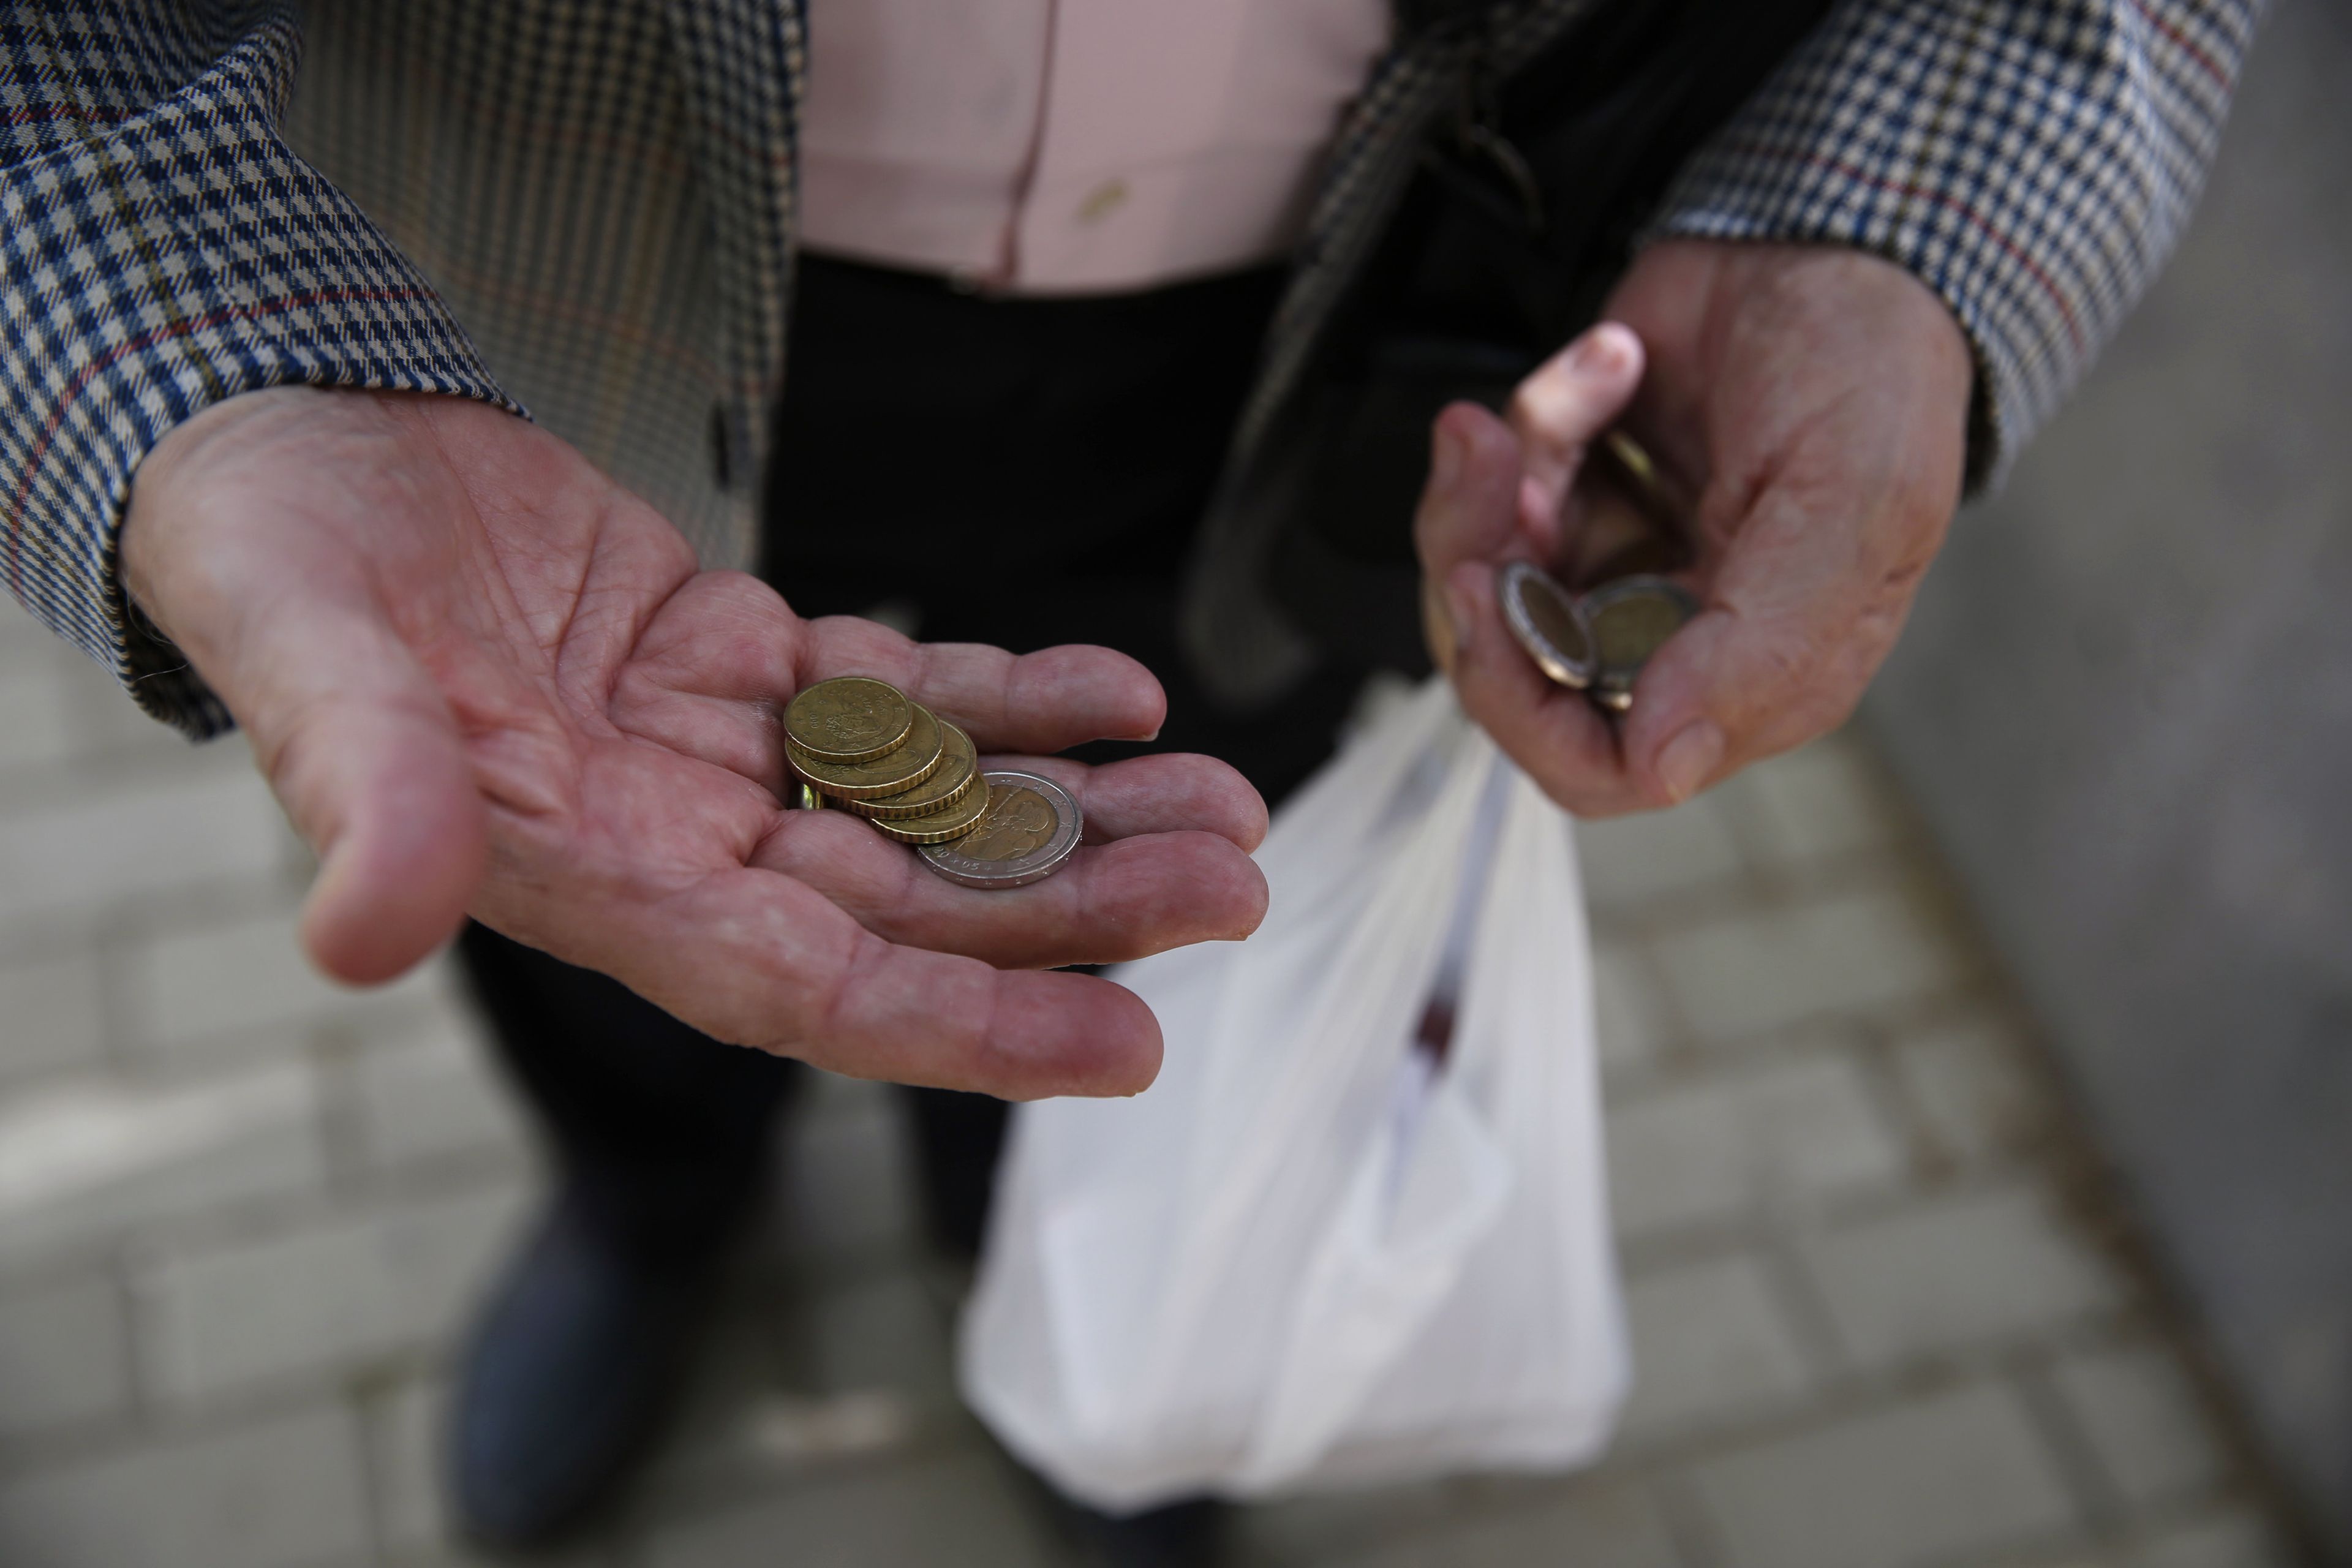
xmin=119 ymin=387 xmax=492 ymax=986
xmin=238 ymin=598 xmax=489 ymax=985
xmin=1614 ymin=508 xmax=1877 ymax=806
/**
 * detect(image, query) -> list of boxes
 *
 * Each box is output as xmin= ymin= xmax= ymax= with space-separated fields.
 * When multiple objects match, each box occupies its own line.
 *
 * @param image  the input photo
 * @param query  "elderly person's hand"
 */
xmin=122 ymin=388 xmax=1270 ymax=1098
xmin=1415 ymin=239 xmax=1973 ymax=816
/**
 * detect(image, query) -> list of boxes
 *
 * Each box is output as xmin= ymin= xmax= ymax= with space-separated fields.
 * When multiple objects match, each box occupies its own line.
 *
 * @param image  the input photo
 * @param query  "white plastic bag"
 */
xmin=959 ymin=675 xmax=1627 ymax=1510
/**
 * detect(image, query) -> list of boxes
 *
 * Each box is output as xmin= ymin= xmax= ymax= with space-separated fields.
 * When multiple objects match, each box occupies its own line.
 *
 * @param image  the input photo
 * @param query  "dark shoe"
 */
xmin=1056 ymin=1494 xmax=1229 ymax=1568
xmin=448 ymin=1183 xmax=730 ymax=1549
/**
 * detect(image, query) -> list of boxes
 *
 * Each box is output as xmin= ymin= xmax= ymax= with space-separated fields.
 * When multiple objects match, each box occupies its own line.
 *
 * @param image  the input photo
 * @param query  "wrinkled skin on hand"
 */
xmin=1417 ymin=239 xmax=1975 ymax=816
xmin=123 ymin=387 xmax=1272 ymax=1098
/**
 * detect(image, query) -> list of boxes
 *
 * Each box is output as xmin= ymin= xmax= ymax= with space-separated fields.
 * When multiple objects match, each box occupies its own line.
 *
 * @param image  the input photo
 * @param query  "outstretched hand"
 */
xmin=1417 ymin=239 xmax=1973 ymax=816
xmin=123 ymin=387 xmax=1270 ymax=1098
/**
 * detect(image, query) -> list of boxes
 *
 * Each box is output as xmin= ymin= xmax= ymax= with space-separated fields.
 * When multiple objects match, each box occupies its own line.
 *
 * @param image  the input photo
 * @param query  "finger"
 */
xmin=756 ymin=814 xmax=1266 ymax=969
xmin=750 ymin=756 xmax=1269 ymax=969
xmin=1415 ymin=400 xmax=1526 ymax=587
xmin=796 ymin=612 xmax=1167 ymax=752
xmin=987 ymin=752 xmax=1268 ymax=852
xmin=590 ymin=867 xmax=1165 ymax=1098
xmin=1505 ymin=323 xmax=1644 ymax=557
xmin=611 ymin=576 xmax=1170 ymax=785
xmin=238 ymin=598 xmax=490 ymax=982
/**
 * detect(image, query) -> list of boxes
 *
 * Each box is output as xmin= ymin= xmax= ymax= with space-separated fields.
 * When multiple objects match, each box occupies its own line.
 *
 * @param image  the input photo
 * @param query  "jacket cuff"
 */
xmin=1 ymin=9 xmax=516 ymax=737
xmin=1646 ymin=0 xmax=2259 ymax=491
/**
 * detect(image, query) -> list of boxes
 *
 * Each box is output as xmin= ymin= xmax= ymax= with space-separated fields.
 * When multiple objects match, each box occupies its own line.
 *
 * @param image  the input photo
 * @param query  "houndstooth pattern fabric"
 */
xmin=1 ymin=2 xmax=516 ymax=733
xmin=1649 ymin=0 xmax=2267 ymax=484
xmin=2 ymin=0 xmax=2259 ymax=734
xmin=280 ymin=2 xmax=801 ymax=572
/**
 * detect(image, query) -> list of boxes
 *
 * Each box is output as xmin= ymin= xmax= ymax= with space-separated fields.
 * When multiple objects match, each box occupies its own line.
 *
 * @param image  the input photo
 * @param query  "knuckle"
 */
xmin=1506 ymin=383 xmax=1545 ymax=431
xmin=1508 ymin=379 xmax=1575 ymax=445
xmin=1748 ymin=630 xmax=1820 ymax=697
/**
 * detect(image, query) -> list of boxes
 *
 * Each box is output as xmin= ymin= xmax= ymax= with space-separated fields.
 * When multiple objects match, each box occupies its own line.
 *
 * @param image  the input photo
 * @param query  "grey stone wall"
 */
xmin=1868 ymin=0 xmax=2352 ymax=1553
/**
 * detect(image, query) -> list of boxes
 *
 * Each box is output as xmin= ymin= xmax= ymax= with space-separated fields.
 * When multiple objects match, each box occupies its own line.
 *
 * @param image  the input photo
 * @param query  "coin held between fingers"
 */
xmin=1496 ymin=563 xmax=1695 ymax=714
xmin=1498 ymin=562 xmax=1596 ymax=689
xmin=1583 ymin=575 xmax=1698 ymax=712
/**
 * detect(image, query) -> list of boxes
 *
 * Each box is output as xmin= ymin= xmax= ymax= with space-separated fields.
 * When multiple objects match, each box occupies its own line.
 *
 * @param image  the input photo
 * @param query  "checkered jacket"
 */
xmin=2 ymin=0 xmax=2261 ymax=735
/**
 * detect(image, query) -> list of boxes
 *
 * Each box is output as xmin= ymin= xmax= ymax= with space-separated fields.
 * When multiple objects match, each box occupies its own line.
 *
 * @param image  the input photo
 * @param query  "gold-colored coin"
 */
xmin=1581 ymin=575 xmax=1698 ymax=715
xmin=954 ymin=785 xmax=1058 ymax=862
xmin=1588 ymin=582 xmax=1693 ymax=669
xmin=839 ymin=721 xmax=978 ymax=820
xmin=783 ymin=676 xmax=914 ymax=763
xmin=1603 ymin=428 xmax=1660 ymax=495
xmin=865 ymin=775 xmax=998 ymax=844
xmin=789 ymin=703 xmax=944 ymax=800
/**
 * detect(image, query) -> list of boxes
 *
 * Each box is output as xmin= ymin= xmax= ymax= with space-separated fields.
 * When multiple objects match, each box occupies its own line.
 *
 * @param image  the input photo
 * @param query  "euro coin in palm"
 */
xmin=868 ymin=773 xmax=1000 ymax=844
xmin=918 ymin=772 xmax=1082 ymax=890
xmin=840 ymin=720 xmax=979 ymax=820
xmin=789 ymin=702 xmax=945 ymax=799
xmin=786 ymin=673 xmax=1082 ymax=887
xmin=784 ymin=676 xmax=914 ymax=763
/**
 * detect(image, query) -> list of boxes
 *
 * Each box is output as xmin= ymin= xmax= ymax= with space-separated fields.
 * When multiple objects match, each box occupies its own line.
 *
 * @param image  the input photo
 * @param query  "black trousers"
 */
xmin=459 ymin=256 xmax=1365 ymax=1257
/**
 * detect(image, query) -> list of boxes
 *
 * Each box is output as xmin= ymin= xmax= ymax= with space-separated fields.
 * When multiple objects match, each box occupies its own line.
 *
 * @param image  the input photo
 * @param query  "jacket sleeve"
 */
xmin=1 ymin=2 xmax=514 ymax=737
xmin=1646 ymin=0 xmax=2264 ymax=486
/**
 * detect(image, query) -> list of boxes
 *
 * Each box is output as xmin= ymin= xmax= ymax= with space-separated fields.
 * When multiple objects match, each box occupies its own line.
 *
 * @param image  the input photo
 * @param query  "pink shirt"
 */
xmin=798 ymin=1 xmax=1395 ymax=295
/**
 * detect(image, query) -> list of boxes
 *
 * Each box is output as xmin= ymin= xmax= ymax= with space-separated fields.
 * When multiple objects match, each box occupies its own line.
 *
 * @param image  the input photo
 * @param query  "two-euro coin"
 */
xmin=1498 ymin=564 xmax=1695 ymax=713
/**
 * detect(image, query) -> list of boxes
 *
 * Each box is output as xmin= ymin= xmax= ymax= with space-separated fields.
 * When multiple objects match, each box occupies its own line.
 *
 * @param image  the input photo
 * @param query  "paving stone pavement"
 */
xmin=0 ymin=604 xmax=2310 ymax=1568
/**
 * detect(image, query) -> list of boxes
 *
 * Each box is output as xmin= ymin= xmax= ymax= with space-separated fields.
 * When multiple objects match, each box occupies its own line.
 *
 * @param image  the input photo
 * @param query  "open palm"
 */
xmin=122 ymin=388 xmax=1269 ymax=1098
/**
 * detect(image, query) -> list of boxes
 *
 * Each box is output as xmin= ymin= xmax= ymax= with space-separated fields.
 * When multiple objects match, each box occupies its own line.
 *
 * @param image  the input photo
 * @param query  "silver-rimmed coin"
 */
xmin=1581 ymin=575 xmax=1698 ymax=712
xmin=1498 ymin=560 xmax=1596 ymax=689
xmin=916 ymin=771 xmax=1082 ymax=890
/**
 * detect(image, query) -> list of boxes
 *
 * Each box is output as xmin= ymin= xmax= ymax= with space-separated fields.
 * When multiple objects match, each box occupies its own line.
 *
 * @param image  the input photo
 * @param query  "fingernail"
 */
xmin=1656 ymin=720 xmax=1723 ymax=804
xmin=1431 ymin=424 xmax=1464 ymax=491
xmin=1573 ymin=323 xmax=1629 ymax=374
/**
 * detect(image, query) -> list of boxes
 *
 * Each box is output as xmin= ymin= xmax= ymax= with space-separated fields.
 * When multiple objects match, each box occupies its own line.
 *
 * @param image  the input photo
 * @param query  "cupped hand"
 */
xmin=1417 ymin=239 xmax=1973 ymax=816
xmin=122 ymin=386 xmax=1270 ymax=1097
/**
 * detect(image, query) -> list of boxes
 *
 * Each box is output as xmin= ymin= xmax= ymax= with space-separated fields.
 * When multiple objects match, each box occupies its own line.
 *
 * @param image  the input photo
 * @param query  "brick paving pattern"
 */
xmin=0 ymin=603 xmax=2305 ymax=1567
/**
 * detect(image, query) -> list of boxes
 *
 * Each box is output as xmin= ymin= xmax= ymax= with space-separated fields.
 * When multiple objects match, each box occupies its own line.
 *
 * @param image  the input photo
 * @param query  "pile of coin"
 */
xmin=782 ymin=676 xmax=1082 ymax=889
xmin=1493 ymin=426 xmax=1702 ymax=711
xmin=1499 ymin=563 xmax=1696 ymax=713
